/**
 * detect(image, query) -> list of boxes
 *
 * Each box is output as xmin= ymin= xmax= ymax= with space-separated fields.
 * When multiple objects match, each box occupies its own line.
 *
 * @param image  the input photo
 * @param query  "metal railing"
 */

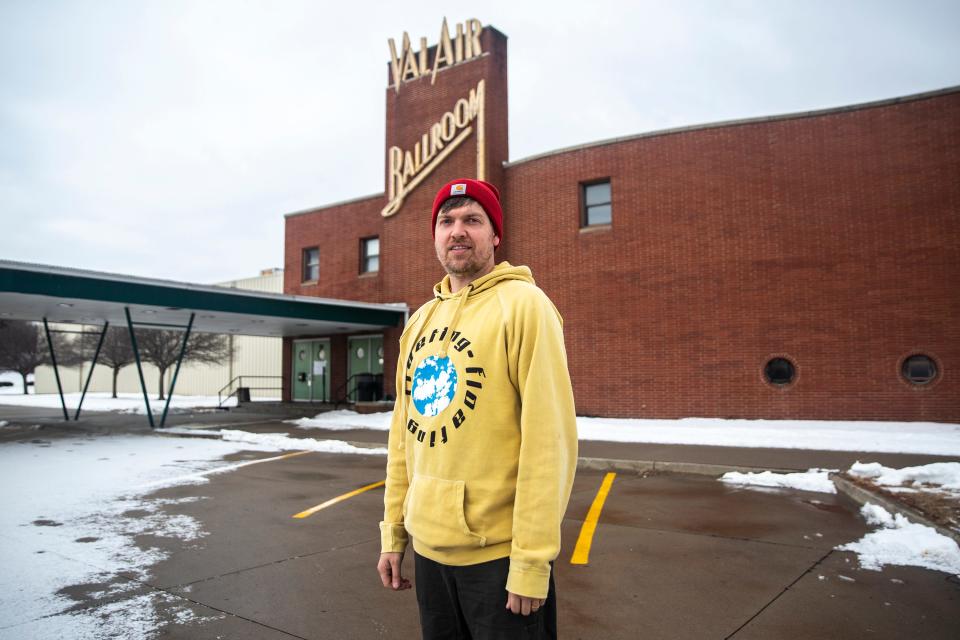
xmin=218 ymin=375 xmax=283 ymax=409
xmin=333 ymin=373 xmax=384 ymax=409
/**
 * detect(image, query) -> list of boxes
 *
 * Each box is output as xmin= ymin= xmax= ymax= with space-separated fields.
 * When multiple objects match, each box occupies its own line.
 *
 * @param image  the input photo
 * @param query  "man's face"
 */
xmin=434 ymin=200 xmax=500 ymax=281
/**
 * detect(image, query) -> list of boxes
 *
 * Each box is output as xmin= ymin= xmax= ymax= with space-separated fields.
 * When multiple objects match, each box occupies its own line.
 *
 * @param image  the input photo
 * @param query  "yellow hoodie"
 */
xmin=380 ymin=262 xmax=578 ymax=599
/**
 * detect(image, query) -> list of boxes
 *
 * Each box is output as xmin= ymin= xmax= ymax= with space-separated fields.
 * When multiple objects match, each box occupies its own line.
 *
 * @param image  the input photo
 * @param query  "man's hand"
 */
xmin=505 ymin=591 xmax=546 ymax=616
xmin=377 ymin=552 xmax=411 ymax=591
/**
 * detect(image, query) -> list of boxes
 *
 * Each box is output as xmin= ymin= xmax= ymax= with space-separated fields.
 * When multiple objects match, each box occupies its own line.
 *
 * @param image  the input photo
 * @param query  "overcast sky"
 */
xmin=2 ymin=0 xmax=958 ymax=284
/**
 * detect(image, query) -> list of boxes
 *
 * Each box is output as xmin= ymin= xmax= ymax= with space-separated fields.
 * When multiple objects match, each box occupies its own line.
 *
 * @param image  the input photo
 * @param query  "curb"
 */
xmin=830 ymin=473 xmax=960 ymax=546
xmin=576 ymin=456 xmax=796 ymax=477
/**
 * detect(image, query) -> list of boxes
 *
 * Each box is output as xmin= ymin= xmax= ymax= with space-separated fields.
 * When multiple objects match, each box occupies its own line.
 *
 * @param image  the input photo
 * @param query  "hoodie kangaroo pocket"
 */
xmin=403 ymin=475 xmax=486 ymax=551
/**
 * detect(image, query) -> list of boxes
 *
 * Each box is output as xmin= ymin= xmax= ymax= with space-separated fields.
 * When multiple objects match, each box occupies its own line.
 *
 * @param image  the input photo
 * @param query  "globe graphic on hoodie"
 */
xmin=411 ymin=355 xmax=459 ymax=417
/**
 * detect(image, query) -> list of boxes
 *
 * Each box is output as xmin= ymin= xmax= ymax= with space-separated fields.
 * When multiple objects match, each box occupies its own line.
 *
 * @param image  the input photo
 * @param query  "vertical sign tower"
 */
xmin=380 ymin=19 xmax=509 ymax=289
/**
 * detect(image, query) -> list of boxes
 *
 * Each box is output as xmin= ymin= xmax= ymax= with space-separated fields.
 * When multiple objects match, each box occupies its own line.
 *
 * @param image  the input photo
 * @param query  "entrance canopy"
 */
xmin=0 ymin=260 xmax=407 ymax=336
xmin=0 ymin=259 xmax=408 ymax=428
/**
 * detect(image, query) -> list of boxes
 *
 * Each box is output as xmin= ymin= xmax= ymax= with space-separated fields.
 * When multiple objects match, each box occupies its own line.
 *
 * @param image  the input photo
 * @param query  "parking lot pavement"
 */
xmin=31 ymin=444 xmax=946 ymax=639
xmin=559 ymin=474 xmax=959 ymax=639
xmin=3 ymin=408 xmax=957 ymax=639
xmin=129 ymin=448 xmax=421 ymax=639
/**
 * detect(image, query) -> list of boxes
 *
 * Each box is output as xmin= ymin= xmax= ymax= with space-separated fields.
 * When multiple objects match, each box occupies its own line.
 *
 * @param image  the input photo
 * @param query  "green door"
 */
xmin=347 ymin=335 xmax=383 ymax=400
xmin=292 ymin=339 xmax=330 ymax=401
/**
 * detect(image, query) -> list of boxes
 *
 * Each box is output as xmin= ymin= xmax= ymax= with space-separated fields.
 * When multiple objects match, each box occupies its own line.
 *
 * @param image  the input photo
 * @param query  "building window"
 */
xmin=764 ymin=357 xmax=796 ymax=386
xmin=582 ymin=180 xmax=612 ymax=227
xmin=302 ymin=247 xmax=319 ymax=282
xmin=901 ymin=354 xmax=937 ymax=385
xmin=361 ymin=237 xmax=380 ymax=273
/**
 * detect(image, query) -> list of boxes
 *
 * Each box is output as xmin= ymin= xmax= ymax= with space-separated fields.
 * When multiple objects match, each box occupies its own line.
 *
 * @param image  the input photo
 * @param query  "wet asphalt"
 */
xmin=1 ymin=404 xmax=958 ymax=639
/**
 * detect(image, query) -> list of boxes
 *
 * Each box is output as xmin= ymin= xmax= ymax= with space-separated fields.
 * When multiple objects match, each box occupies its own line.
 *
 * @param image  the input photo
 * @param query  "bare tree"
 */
xmin=0 ymin=320 xmax=77 ymax=393
xmin=80 ymin=326 xmax=135 ymax=398
xmin=0 ymin=320 xmax=42 ymax=393
xmin=135 ymin=329 xmax=230 ymax=400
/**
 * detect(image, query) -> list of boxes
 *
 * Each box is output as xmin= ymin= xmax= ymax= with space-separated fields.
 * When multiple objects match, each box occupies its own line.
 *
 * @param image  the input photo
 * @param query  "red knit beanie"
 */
xmin=431 ymin=179 xmax=503 ymax=240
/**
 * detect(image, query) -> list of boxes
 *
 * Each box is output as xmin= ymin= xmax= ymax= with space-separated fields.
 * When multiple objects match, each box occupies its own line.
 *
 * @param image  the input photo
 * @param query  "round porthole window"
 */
xmin=764 ymin=357 xmax=796 ymax=386
xmin=901 ymin=354 xmax=937 ymax=385
xmin=297 ymin=349 xmax=306 ymax=361
xmin=356 ymin=347 xmax=365 ymax=359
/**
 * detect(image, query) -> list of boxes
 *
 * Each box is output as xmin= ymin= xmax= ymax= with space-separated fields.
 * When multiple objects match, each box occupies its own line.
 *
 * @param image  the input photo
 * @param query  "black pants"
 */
xmin=414 ymin=552 xmax=557 ymax=640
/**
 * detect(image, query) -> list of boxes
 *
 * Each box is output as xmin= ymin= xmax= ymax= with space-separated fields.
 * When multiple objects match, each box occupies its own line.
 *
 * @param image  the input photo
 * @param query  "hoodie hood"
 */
xmin=414 ymin=262 xmax=535 ymax=360
xmin=433 ymin=262 xmax=535 ymax=299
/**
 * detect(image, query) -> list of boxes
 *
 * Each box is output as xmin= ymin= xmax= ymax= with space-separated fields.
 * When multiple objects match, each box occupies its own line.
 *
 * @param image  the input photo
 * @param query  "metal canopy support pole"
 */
xmin=42 ymin=318 xmax=70 ymax=421
xmin=75 ymin=322 xmax=109 ymax=421
xmin=125 ymin=307 xmax=154 ymax=428
xmin=159 ymin=312 xmax=194 ymax=429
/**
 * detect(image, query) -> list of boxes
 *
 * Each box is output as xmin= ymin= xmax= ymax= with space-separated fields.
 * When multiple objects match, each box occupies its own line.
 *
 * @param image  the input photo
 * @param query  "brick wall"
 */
xmin=503 ymin=90 xmax=960 ymax=420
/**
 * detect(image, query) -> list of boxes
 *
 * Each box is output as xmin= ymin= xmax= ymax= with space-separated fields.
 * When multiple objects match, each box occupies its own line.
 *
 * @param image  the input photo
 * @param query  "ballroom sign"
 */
xmin=388 ymin=18 xmax=484 ymax=91
xmin=382 ymin=80 xmax=486 ymax=217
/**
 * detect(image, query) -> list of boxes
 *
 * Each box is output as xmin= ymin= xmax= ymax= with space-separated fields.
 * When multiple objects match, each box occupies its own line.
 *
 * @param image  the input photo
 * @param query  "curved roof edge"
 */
xmin=0 ymin=259 xmax=405 ymax=313
xmin=284 ymin=191 xmax=385 ymax=219
xmin=0 ymin=259 xmax=408 ymax=338
xmin=504 ymin=85 xmax=960 ymax=168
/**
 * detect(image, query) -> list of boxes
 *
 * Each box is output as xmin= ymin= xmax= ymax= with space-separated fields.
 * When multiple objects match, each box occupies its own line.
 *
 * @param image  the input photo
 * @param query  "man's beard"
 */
xmin=439 ymin=246 xmax=491 ymax=277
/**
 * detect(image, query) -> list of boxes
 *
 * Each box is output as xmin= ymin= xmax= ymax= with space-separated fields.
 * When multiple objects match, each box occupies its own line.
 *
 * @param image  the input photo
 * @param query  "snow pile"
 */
xmin=848 ymin=461 xmax=960 ymax=493
xmin=720 ymin=468 xmax=837 ymax=493
xmin=0 ymin=391 xmax=235 ymax=413
xmin=838 ymin=504 xmax=960 ymax=575
xmin=154 ymin=425 xmax=219 ymax=437
xmin=292 ymin=410 xmax=960 ymax=455
xmin=157 ymin=427 xmax=388 ymax=457
xmin=97 ymin=431 xmax=387 ymax=493
xmin=290 ymin=409 xmax=392 ymax=431
xmin=219 ymin=429 xmax=387 ymax=456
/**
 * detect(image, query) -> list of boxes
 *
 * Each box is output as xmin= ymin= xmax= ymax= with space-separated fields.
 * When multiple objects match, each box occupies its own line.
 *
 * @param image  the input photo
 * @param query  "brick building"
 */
xmin=283 ymin=21 xmax=959 ymax=421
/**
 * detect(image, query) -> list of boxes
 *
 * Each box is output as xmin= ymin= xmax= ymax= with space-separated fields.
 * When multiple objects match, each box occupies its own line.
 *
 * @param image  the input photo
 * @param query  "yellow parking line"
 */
xmin=570 ymin=472 xmax=616 ymax=565
xmin=267 ymin=451 xmax=314 ymax=463
xmin=293 ymin=480 xmax=386 ymax=519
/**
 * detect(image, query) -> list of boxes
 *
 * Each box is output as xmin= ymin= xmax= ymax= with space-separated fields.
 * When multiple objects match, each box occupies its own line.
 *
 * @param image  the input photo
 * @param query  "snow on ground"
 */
xmin=848 ymin=461 xmax=960 ymax=494
xmin=294 ymin=410 xmax=960 ymax=455
xmin=720 ymin=468 xmax=838 ymax=493
xmin=0 ymin=433 xmax=284 ymax=638
xmin=838 ymin=504 xmax=960 ymax=576
xmin=0 ymin=391 xmax=236 ymax=413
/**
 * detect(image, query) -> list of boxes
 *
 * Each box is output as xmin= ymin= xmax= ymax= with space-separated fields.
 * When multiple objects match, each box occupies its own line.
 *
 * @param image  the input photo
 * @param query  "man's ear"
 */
xmin=493 ymin=235 xmax=501 ymax=248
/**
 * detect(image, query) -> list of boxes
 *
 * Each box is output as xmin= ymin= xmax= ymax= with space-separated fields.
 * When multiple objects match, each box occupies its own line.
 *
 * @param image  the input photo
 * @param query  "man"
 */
xmin=377 ymin=178 xmax=578 ymax=639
